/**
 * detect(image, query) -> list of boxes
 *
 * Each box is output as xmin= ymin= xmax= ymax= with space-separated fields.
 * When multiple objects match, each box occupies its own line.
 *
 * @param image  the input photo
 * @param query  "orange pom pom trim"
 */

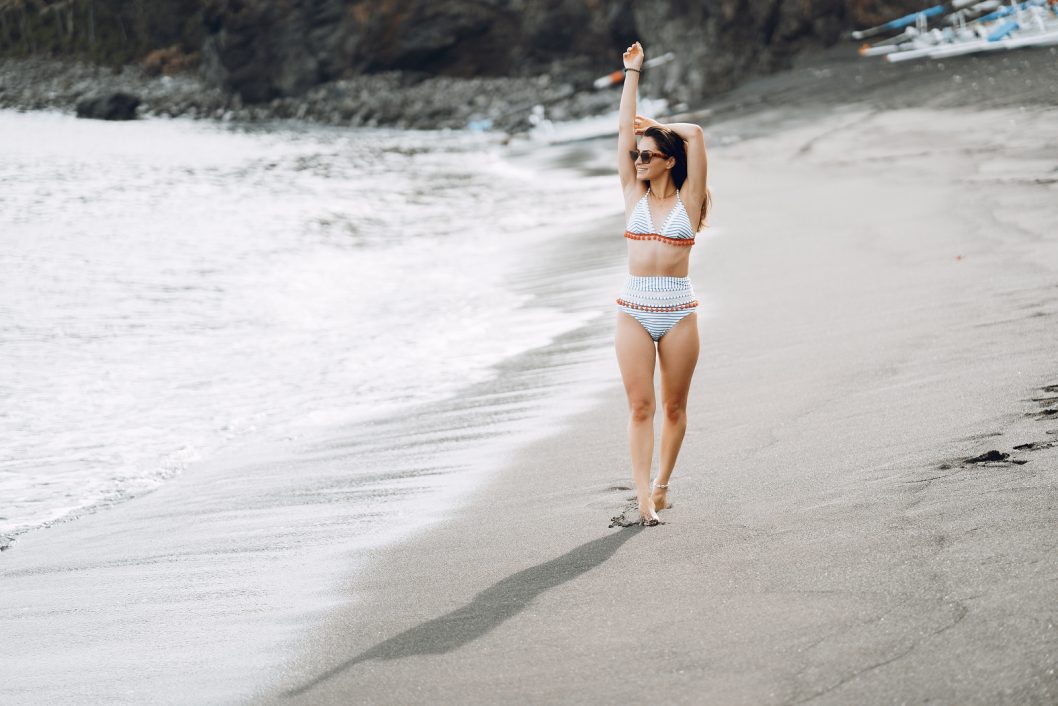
xmin=616 ymin=298 xmax=699 ymax=312
xmin=624 ymin=231 xmax=695 ymax=247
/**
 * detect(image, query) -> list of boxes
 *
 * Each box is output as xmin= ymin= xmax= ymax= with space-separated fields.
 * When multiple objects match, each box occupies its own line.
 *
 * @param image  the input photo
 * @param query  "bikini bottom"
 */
xmin=616 ymin=274 xmax=698 ymax=343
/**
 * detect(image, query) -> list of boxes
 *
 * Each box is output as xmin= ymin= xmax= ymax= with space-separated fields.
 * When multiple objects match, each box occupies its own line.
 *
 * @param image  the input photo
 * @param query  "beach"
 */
xmin=3 ymin=47 xmax=1058 ymax=704
xmin=260 ymin=102 xmax=1058 ymax=703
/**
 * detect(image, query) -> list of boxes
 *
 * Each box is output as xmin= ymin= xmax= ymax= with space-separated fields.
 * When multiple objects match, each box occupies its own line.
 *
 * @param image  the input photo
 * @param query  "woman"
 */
xmin=615 ymin=41 xmax=711 ymax=527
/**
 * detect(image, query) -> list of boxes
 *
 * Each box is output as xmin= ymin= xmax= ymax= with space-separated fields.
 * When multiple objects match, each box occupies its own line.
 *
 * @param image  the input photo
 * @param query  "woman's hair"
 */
xmin=643 ymin=125 xmax=711 ymax=232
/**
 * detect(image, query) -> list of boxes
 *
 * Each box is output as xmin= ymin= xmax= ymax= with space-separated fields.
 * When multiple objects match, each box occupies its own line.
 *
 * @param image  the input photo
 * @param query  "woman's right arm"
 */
xmin=617 ymin=42 xmax=644 ymax=191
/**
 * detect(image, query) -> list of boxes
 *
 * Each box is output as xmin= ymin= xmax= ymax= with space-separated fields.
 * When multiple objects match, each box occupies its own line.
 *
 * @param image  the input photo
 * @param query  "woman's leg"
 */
xmin=615 ymin=310 xmax=657 ymax=518
xmin=655 ymin=312 xmax=699 ymax=506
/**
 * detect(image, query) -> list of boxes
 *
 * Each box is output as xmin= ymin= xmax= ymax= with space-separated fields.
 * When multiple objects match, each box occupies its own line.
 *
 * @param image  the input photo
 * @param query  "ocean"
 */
xmin=0 ymin=108 xmax=628 ymax=551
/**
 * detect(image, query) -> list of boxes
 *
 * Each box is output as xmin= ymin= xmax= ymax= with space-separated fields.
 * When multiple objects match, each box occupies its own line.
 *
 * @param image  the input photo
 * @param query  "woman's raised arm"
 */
xmin=617 ymin=42 xmax=644 ymax=191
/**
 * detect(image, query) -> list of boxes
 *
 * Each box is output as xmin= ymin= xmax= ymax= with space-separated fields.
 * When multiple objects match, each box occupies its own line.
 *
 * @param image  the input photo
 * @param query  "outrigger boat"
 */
xmin=857 ymin=0 xmax=1003 ymax=55
xmin=853 ymin=0 xmax=1058 ymax=61
xmin=852 ymin=0 xmax=997 ymax=40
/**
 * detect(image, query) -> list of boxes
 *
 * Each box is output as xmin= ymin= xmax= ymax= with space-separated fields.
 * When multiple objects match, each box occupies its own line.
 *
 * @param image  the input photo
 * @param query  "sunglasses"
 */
xmin=629 ymin=149 xmax=669 ymax=164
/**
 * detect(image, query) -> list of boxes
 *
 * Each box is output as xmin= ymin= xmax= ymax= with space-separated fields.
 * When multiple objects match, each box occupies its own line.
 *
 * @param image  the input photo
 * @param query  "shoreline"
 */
xmin=0 ymin=110 xmax=617 ymax=554
xmin=0 ymin=140 xmax=632 ymax=703
xmin=0 ymin=54 xmax=621 ymax=132
xmin=7 ymin=43 xmax=1055 ymax=135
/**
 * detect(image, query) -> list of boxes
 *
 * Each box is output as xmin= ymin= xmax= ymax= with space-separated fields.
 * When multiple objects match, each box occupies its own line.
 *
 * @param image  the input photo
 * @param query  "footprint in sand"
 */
xmin=957 ymin=431 xmax=1004 ymax=443
xmin=966 ymin=449 xmax=1010 ymax=463
xmin=587 ymin=483 xmax=635 ymax=512
xmin=1013 ymin=440 xmax=1058 ymax=451
xmin=608 ymin=501 xmax=642 ymax=528
xmin=961 ymin=449 xmax=1030 ymax=467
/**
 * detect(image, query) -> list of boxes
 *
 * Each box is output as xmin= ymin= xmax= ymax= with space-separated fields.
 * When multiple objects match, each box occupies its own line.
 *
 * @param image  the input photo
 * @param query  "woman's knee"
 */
xmin=662 ymin=400 xmax=687 ymax=424
xmin=628 ymin=398 xmax=655 ymax=422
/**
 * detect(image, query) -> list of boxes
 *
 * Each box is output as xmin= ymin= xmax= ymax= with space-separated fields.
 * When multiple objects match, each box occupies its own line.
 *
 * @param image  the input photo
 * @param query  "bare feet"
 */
xmin=638 ymin=496 xmax=661 ymax=526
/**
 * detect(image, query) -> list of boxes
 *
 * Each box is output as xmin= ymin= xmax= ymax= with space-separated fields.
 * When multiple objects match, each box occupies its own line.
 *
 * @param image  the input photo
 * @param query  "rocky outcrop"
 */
xmin=199 ymin=0 xmax=347 ymax=102
xmin=196 ymin=0 xmax=925 ymax=107
xmin=2 ymin=0 xmax=930 ymax=116
xmin=198 ymin=0 xmax=632 ymax=102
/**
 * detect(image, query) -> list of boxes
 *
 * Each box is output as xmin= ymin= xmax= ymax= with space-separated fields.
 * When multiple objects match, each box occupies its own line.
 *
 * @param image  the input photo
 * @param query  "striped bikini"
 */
xmin=617 ymin=187 xmax=699 ymax=342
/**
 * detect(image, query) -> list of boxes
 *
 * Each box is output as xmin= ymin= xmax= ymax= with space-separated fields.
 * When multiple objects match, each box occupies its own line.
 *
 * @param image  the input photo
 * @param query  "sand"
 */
xmin=259 ymin=109 xmax=1058 ymax=703
xmin=3 ymin=46 xmax=1058 ymax=705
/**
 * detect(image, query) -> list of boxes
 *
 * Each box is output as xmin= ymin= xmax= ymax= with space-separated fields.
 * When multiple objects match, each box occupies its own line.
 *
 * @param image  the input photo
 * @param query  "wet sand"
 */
xmin=3 ymin=45 xmax=1058 ymax=705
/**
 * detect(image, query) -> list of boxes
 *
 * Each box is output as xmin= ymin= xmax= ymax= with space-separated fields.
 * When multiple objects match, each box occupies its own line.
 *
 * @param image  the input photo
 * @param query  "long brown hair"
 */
xmin=643 ymin=125 xmax=711 ymax=232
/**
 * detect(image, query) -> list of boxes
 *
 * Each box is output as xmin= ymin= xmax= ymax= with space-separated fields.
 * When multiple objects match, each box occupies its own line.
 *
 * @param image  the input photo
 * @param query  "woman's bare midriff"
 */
xmin=626 ymin=239 xmax=691 ymax=277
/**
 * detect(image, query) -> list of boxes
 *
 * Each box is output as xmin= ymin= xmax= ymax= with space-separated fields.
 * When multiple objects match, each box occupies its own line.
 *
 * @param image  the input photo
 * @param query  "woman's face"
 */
xmin=635 ymin=137 xmax=673 ymax=181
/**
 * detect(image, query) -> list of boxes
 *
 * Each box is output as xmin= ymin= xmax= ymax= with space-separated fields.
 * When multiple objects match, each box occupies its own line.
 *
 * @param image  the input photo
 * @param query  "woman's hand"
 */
xmin=633 ymin=114 xmax=660 ymax=135
xmin=622 ymin=41 xmax=644 ymax=70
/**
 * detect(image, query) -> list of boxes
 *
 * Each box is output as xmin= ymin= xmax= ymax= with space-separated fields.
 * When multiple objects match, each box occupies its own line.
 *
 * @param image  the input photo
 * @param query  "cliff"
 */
xmin=1 ymin=0 xmax=926 ymax=106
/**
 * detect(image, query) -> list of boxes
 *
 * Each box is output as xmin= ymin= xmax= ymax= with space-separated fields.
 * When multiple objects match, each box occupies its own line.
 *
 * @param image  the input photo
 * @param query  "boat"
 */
xmin=852 ymin=0 xmax=1058 ymax=61
xmin=850 ymin=0 xmax=978 ymax=40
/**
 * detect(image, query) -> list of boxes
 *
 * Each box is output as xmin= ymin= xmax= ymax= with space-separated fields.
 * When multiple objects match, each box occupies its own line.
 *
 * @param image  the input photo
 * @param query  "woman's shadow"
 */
xmin=284 ymin=528 xmax=640 ymax=697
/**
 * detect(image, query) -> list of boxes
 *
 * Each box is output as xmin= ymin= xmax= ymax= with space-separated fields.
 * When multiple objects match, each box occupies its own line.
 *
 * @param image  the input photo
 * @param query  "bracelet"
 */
xmin=624 ymin=67 xmax=641 ymax=74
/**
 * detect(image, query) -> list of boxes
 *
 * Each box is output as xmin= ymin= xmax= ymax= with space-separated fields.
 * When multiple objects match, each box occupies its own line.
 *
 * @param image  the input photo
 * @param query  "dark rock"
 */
xmin=75 ymin=91 xmax=141 ymax=120
xmin=199 ymin=0 xmax=646 ymax=104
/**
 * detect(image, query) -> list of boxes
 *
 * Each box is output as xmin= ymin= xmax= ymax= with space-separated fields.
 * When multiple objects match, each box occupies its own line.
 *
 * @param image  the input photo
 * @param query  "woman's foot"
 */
xmin=651 ymin=480 xmax=671 ymax=511
xmin=638 ymin=496 xmax=661 ymax=526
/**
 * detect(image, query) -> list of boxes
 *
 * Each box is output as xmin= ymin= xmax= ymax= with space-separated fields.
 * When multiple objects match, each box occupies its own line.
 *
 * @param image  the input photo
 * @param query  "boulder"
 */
xmin=75 ymin=91 xmax=141 ymax=120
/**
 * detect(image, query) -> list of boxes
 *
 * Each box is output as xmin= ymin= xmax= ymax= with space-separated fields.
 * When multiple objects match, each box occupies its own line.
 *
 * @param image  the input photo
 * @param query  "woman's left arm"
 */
xmin=665 ymin=122 xmax=707 ymax=196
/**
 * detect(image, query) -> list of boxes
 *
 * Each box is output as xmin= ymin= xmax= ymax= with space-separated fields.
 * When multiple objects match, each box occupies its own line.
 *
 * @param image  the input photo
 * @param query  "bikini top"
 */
xmin=624 ymin=187 xmax=695 ymax=247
